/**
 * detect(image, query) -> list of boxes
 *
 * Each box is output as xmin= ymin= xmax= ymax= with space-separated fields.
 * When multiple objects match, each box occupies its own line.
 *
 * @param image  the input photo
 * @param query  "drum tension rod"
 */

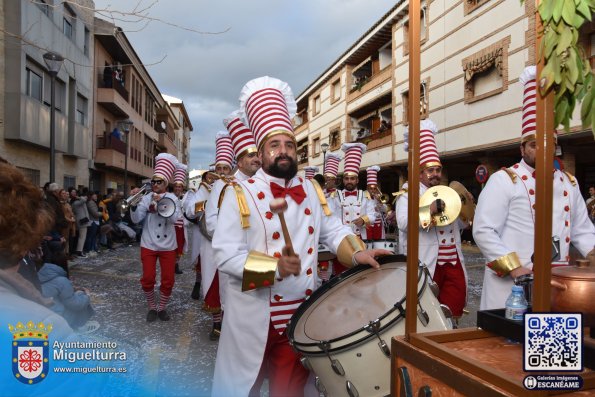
xmin=364 ymin=319 xmax=391 ymax=357
xmin=318 ymin=341 xmax=345 ymax=376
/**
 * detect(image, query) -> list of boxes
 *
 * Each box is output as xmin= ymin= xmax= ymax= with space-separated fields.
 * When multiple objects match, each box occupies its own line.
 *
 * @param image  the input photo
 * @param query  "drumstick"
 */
xmin=269 ymin=198 xmax=295 ymax=256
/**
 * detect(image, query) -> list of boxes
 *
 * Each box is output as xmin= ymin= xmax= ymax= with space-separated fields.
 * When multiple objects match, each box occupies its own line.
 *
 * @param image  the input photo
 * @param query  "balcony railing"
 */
xmin=97 ymin=75 xmax=129 ymax=102
xmin=96 ymin=135 xmax=126 ymax=155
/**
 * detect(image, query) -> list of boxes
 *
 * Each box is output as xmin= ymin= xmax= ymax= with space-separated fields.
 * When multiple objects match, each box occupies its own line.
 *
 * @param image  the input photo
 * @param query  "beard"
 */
xmin=266 ymin=155 xmax=298 ymax=180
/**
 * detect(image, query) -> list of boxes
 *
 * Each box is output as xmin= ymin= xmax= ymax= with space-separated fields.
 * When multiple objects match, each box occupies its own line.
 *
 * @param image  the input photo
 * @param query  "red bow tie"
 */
xmin=270 ymin=182 xmax=306 ymax=205
xmin=344 ymin=191 xmax=358 ymax=197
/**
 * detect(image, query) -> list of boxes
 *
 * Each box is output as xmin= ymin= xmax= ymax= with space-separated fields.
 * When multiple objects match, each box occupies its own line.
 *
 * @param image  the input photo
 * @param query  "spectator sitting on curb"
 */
xmin=37 ymin=251 xmax=95 ymax=330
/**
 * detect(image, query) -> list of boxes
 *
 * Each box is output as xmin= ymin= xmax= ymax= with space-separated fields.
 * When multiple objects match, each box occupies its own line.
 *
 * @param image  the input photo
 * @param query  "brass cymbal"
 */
xmin=449 ymin=181 xmax=476 ymax=224
xmin=419 ymin=185 xmax=462 ymax=228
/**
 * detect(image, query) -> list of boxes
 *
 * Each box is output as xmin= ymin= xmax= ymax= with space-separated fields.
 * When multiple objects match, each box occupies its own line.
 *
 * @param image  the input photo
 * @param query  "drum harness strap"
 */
xmin=309 ymin=179 xmax=332 ymax=216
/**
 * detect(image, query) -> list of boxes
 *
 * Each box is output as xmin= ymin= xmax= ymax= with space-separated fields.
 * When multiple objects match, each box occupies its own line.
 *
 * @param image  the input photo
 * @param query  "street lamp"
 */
xmin=43 ymin=51 xmax=64 ymax=183
xmin=321 ymin=142 xmax=330 ymax=175
xmin=119 ymin=119 xmax=133 ymax=195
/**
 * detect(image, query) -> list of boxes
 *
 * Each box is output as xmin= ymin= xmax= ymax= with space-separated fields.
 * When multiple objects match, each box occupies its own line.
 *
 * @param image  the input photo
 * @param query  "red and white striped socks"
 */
xmin=144 ymin=289 xmax=157 ymax=311
xmin=158 ymin=293 xmax=170 ymax=312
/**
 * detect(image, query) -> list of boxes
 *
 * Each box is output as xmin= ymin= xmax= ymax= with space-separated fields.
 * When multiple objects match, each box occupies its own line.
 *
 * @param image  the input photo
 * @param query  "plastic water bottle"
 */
xmin=505 ymin=285 xmax=528 ymax=321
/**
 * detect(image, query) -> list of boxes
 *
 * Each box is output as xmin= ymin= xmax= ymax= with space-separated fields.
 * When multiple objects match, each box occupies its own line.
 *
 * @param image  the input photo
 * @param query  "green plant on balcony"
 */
xmin=350 ymin=75 xmax=370 ymax=93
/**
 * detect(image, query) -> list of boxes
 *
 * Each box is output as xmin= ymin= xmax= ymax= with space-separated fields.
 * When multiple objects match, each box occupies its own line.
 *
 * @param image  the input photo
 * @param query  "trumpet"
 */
xmin=119 ymin=185 xmax=150 ymax=216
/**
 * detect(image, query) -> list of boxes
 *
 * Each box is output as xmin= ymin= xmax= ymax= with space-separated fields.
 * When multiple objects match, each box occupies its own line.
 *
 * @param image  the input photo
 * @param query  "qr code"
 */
xmin=524 ymin=313 xmax=582 ymax=371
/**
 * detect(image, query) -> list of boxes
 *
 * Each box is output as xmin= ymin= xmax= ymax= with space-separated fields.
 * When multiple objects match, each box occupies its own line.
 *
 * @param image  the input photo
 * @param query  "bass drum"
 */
xmin=287 ymin=255 xmax=451 ymax=397
xmin=365 ymin=239 xmax=398 ymax=254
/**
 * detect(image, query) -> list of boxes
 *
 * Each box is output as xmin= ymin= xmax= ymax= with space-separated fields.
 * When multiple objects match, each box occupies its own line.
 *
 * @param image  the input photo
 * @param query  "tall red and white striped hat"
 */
xmin=215 ymin=131 xmax=234 ymax=168
xmin=173 ymin=163 xmax=187 ymax=186
xmin=223 ymin=110 xmax=257 ymax=160
xmin=366 ymin=165 xmax=380 ymax=187
xmin=341 ymin=143 xmax=367 ymax=176
xmin=518 ymin=66 xmax=555 ymax=143
xmin=154 ymin=153 xmax=178 ymax=184
xmin=404 ymin=119 xmax=441 ymax=170
xmin=239 ymin=76 xmax=297 ymax=150
xmin=324 ymin=152 xmax=342 ymax=178
xmin=303 ymin=166 xmax=319 ymax=180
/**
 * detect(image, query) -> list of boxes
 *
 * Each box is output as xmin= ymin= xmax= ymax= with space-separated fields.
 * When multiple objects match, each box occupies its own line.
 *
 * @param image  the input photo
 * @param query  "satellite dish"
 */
xmin=160 ymin=121 xmax=166 ymax=130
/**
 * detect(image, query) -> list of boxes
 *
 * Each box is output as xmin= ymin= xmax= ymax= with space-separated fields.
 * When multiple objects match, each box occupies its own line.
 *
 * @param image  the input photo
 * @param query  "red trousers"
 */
xmin=366 ymin=222 xmax=384 ymax=240
xmin=203 ymin=269 xmax=221 ymax=312
xmin=140 ymin=247 xmax=176 ymax=296
xmin=432 ymin=256 xmax=466 ymax=317
xmin=174 ymin=226 xmax=185 ymax=257
xmin=249 ymin=321 xmax=309 ymax=397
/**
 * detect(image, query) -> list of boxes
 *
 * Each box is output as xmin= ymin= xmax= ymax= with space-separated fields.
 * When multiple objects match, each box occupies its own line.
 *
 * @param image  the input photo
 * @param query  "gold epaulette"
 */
xmin=217 ymin=177 xmax=235 ymax=209
xmin=501 ymin=167 xmax=517 ymax=183
xmin=329 ymin=191 xmax=337 ymax=199
xmin=310 ymin=180 xmax=332 ymax=216
xmin=364 ymin=191 xmax=371 ymax=200
xmin=562 ymin=171 xmax=577 ymax=186
xmin=391 ymin=189 xmax=407 ymax=204
xmin=232 ymin=183 xmax=250 ymax=229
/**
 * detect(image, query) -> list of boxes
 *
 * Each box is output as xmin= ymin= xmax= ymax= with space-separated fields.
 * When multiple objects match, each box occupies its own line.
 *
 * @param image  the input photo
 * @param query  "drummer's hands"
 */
xmin=277 ymin=245 xmax=301 ymax=278
xmin=510 ymin=266 xmax=532 ymax=280
xmin=353 ymin=249 xmax=392 ymax=269
xmin=352 ymin=217 xmax=365 ymax=227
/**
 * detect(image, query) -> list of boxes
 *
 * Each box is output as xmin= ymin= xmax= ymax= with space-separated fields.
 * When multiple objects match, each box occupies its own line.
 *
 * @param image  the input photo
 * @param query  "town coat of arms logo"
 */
xmin=9 ymin=321 xmax=52 ymax=385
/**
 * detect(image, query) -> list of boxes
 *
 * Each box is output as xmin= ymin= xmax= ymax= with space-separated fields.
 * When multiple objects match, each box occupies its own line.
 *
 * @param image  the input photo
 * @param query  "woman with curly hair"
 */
xmin=0 ymin=165 xmax=111 ymax=394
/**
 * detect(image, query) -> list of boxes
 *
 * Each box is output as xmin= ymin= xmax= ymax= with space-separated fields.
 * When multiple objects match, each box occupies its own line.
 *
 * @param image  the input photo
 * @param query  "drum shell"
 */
xmin=365 ymin=239 xmax=398 ymax=254
xmin=289 ymin=259 xmax=451 ymax=397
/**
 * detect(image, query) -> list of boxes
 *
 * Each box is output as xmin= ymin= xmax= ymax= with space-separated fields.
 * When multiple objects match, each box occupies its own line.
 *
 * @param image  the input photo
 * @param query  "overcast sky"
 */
xmin=93 ymin=0 xmax=394 ymax=171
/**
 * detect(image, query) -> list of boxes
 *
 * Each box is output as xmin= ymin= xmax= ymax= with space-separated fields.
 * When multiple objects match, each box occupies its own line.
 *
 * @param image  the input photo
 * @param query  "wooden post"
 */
xmin=406 ymin=0 xmax=422 ymax=339
xmin=532 ymin=7 xmax=554 ymax=312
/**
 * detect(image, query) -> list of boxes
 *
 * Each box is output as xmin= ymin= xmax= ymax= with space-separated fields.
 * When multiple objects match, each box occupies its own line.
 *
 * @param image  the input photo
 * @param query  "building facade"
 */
xmin=1 ymin=0 xmax=95 ymax=188
xmin=92 ymin=18 xmax=180 ymax=194
xmin=296 ymin=1 xmax=595 ymax=198
xmin=162 ymin=94 xmax=193 ymax=167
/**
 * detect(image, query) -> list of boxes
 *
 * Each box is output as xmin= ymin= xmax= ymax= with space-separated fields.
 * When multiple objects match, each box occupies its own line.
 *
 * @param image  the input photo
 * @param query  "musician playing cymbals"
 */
xmin=396 ymin=119 xmax=469 ymax=318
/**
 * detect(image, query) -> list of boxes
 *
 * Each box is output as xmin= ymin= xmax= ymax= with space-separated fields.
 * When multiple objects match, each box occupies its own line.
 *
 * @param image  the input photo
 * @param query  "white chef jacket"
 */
xmin=473 ymin=160 xmax=595 ymax=310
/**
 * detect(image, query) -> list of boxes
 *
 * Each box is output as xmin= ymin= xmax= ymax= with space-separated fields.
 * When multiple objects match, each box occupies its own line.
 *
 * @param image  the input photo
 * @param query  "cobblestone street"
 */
xmin=68 ymin=239 xmax=486 ymax=396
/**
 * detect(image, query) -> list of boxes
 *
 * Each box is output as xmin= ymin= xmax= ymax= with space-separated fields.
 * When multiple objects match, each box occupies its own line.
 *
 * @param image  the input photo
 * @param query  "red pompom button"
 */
xmin=304 ymin=208 xmax=311 ymax=215
xmin=522 ymin=175 xmax=528 ymax=180
xmin=265 ymin=211 xmax=273 ymax=220
xmin=273 ymin=252 xmax=281 ymax=258
xmin=274 ymin=294 xmax=282 ymax=301
xmin=306 ymin=268 xmax=313 ymax=275
xmin=307 ymin=247 xmax=313 ymax=254
xmin=563 ymin=191 xmax=568 ymax=197
xmin=566 ymin=237 xmax=570 ymax=243
xmin=257 ymin=192 xmax=265 ymax=200
xmin=564 ymin=206 xmax=570 ymax=212
xmin=305 ymin=289 xmax=313 ymax=296
xmin=529 ymin=189 xmax=535 ymax=195
xmin=248 ymin=179 xmax=255 ymax=184
xmin=308 ymin=226 xmax=314 ymax=234
xmin=272 ymin=232 xmax=280 ymax=240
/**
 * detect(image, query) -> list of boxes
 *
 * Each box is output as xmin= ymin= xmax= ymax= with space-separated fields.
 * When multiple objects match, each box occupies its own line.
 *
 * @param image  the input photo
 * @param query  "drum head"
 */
xmin=291 ymin=259 xmax=408 ymax=344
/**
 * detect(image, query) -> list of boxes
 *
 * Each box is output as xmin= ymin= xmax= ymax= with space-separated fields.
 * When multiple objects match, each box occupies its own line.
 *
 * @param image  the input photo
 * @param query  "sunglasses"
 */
xmin=150 ymin=180 xmax=164 ymax=185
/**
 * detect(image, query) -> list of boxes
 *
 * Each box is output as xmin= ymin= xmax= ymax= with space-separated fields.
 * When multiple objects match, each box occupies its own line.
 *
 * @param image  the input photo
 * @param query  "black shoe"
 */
xmin=146 ymin=310 xmax=158 ymax=322
xmin=190 ymin=282 xmax=201 ymax=300
xmin=75 ymin=251 xmax=87 ymax=258
xmin=157 ymin=310 xmax=170 ymax=321
xmin=209 ymin=321 xmax=221 ymax=341
xmin=175 ymin=263 xmax=183 ymax=274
